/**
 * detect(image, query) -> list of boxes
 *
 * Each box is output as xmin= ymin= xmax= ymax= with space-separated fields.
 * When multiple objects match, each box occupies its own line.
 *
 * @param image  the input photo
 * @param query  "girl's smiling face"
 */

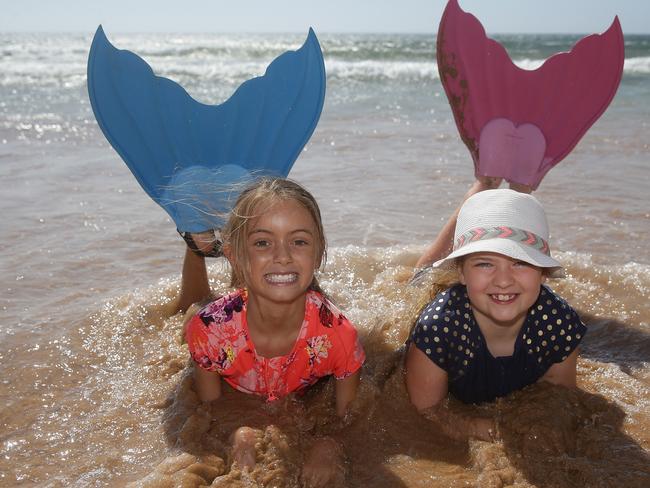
xmin=242 ymin=199 xmax=319 ymax=307
xmin=458 ymin=252 xmax=545 ymax=331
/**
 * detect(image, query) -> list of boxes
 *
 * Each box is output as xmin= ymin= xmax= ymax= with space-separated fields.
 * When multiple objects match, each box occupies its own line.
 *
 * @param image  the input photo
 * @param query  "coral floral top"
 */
xmin=185 ymin=289 xmax=365 ymax=401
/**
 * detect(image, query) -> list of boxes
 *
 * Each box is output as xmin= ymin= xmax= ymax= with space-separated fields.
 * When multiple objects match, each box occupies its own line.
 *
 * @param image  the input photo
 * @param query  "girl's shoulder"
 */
xmin=196 ymin=289 xmax=247 ymax=325
xmin=411 ymin=284 xmax=479 ymax=374
xmin=531 ymin=285 xmax=581 ymax=320
xmin=417 ymin=284 xmax=471 ymax=326
xmin=184 ymin=290 xmax=247 ymax=344
xmin=302 ymin=290 xmax=366 ymax=375
xmin=412 ymin=284 xmax=477 ymax=347
xmin=185 ymin=289 xmax=250 ymax=375
xmin=523 ymin=285 xmax=586 ymax=363
xmin=305 ymin=290 xmax=355 ymax=330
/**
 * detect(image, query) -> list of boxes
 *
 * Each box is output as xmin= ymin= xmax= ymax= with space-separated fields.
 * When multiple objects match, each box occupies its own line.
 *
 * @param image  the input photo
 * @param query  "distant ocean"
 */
xmin=1 ymin=32 xmax=649 ymax=487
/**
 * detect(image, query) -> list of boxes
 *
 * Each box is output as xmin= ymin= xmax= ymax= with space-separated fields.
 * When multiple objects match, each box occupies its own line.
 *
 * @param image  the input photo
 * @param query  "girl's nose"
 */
xmin=493 ymin=265 xmax=514 ymax=287
xmin=273 ymin=241 xmax=293 ymax=264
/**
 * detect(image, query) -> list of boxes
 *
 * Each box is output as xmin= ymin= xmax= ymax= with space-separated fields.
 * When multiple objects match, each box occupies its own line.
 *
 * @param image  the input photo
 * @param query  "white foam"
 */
xmin=624 ymin=56 xmax=650 ymax=74
xmin=325 ymin=58 xmax=437 ymax=81
xmin=512 ymin=56 xmax=650 ymax=74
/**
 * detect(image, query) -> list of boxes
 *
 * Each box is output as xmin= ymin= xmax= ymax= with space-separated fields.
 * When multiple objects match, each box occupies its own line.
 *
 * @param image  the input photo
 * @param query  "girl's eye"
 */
xmin=294 ymin=239 xmax=310 ymax=246
xmin=253 ymin=240 xmax=270 ymax=248
xmin=513 ymin=261 xmax=531 ymax=267
xmin=475 ymin=262 xmax=492 ymax=268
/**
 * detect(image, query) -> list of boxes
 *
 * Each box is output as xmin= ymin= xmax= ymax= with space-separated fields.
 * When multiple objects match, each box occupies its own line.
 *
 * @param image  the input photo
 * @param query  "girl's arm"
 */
xmin=300 ymin=372 xmax=360 ymax=486
xmin=404 ymin=344 xmax=448 ymax=409
xmin=420 ymin=404 xmax=495 ymax=442
xmin=405 ymin=344 xmax=495 ymax=442
xmin=541 ymin=348 xmax=579 ymax=387
xmin=193 ymin=366 xmax=222 ymax=403
xmin=334 ymin=370 xmax=361 ymax=417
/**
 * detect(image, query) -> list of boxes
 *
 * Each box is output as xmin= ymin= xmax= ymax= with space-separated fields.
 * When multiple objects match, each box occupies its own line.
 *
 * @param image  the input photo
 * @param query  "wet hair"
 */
xmin=410 ymin=267 xmax=460 ymax=323
xmin=222 ymin=177 xmax=327 ymax=293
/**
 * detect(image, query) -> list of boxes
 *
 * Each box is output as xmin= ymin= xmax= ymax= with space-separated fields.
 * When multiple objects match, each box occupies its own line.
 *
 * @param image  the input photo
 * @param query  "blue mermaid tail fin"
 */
xmin=87 ymin=26 xmax=326 ymax=232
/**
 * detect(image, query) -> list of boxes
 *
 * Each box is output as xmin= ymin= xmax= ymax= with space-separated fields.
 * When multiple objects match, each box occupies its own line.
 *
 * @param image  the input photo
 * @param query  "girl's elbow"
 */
xmin=198 ymin=388 xmax=222 ymax=403
xmin=548 ymin=374 xmax=577 ymax=389
xmin=193 ymin=367 xmax=222 ymax=403
xmin=406 ymin=383 xmax=443 ymax=411
xmin=541 ymin=368 xmax=577 ymax=388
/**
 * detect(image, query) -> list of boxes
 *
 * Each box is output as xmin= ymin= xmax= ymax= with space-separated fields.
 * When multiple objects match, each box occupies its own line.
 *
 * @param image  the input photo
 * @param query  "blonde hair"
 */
xmin=222 ymin=177 xmax=327 ymax=293
xmin=410 ymin=267 xmax=460 ymax=320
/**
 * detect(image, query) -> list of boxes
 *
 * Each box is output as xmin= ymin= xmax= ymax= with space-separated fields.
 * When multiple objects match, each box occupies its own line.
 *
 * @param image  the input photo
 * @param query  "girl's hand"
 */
xmin=469 ymin=416 xmax=499 ymax=442
xmin=300 ymin=437 xmax=344 ymax=488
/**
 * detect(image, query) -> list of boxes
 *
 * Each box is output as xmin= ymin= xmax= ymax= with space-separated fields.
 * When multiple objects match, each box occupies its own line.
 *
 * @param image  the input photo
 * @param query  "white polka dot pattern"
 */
xmin=410 ymin=284 xmax=587 ymax=404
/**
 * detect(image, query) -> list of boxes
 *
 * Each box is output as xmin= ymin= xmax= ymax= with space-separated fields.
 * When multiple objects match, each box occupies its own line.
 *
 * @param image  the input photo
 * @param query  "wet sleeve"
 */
xmin=410 ymin=300 xmax=452 ymax=373
xmin=329 ymin=316 xmax=366 ymax=380
xmin=185 ymin=314 xmax=221 ymax=373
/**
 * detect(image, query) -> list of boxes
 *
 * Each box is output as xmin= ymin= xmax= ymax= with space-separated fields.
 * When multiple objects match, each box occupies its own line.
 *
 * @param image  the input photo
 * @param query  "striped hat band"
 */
xmin=454 ymin=226 xmax=550 ymax=256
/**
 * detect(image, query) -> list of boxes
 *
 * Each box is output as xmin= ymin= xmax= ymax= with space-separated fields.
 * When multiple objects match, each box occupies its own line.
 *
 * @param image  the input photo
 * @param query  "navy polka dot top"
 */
xmin=411 ymin=284 xmax=586 ymax=404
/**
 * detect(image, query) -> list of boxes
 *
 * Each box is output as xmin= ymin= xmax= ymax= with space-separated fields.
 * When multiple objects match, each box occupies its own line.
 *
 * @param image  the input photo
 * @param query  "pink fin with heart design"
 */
xmin=478 ymin=118 xmax=550 ymax=187
xmin=436 ymin=0 xmax=624 ymax=189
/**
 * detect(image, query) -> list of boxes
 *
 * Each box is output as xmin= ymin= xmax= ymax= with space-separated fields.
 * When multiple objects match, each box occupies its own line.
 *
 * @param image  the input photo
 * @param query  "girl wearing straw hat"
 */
xmin=404 ymin=184 xmax=586 ymax=440
xmin=401 ymin=0 xmax=623 ymax=440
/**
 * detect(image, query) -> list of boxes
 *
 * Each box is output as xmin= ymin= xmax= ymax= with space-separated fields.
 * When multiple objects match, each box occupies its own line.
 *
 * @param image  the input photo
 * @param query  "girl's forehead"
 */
xmin=460 ymin=252 xmax=544 ymax=272
xmin=460 ymin=252 xmax=525 ymax=266
xmin=464 ymin=252 xmax=512 ymax=261
xmin=248 ymin=198 xmax=316 ymax=229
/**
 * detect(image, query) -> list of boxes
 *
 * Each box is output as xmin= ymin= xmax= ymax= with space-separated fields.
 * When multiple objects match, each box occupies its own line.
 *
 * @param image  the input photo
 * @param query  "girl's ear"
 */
xmin=457 ymin=260 xmax=467 ymax=285
xmin=458 ymin=271 xmax=466 ymax=285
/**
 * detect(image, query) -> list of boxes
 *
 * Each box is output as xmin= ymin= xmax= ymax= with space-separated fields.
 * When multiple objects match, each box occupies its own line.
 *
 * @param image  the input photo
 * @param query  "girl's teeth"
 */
xmin=266 ymin=273 xmax=297 ymax=284
xmin=493 ymin=294 xmax=515 ymax=301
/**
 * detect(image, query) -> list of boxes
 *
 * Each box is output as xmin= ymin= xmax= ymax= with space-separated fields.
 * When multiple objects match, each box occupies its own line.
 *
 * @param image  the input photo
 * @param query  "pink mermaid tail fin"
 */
xmin=437 ymin=0 xmax=624 ymax=189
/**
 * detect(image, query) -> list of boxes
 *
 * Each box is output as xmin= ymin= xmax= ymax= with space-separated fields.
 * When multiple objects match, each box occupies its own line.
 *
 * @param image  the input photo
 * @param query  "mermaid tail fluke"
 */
xmin=437 ymin=0 xmax=624 ymax=189
xmin=87 ymin=26 xmax=326 ymax=232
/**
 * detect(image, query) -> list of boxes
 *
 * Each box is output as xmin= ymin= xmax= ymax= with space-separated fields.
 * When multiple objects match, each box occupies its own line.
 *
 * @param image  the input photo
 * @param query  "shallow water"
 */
xmin=1 ymin=32 xmax=649 ymax=487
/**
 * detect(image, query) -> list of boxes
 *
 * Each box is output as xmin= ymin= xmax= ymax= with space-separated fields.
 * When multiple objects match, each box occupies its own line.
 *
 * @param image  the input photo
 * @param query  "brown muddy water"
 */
xmin=2 ymin=248 xmax=648 ymax=487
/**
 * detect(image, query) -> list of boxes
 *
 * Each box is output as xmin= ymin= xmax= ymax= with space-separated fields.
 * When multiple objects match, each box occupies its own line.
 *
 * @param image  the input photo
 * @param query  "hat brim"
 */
xmin=431 ymin=239 xmax=565 ymax=278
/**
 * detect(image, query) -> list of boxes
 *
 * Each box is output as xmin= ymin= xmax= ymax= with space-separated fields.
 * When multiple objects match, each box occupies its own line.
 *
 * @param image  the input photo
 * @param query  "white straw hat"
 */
xmin=432 ymin=189 xmax=564 ymax=277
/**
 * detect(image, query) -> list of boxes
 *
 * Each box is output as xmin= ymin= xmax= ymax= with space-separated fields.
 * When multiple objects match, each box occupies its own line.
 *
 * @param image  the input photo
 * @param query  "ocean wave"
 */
xmin=3 ymin=57 xmax=648 ymax=90
xmin=325 ymin=58 xmax=437 ymax=81
xmin=298 ymin=55 xmax=650 ymax=81
xmin=624 ymin=56 xmax=650 ymax=74
xmin=510 ymin=57 xmax=650 ymax=74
